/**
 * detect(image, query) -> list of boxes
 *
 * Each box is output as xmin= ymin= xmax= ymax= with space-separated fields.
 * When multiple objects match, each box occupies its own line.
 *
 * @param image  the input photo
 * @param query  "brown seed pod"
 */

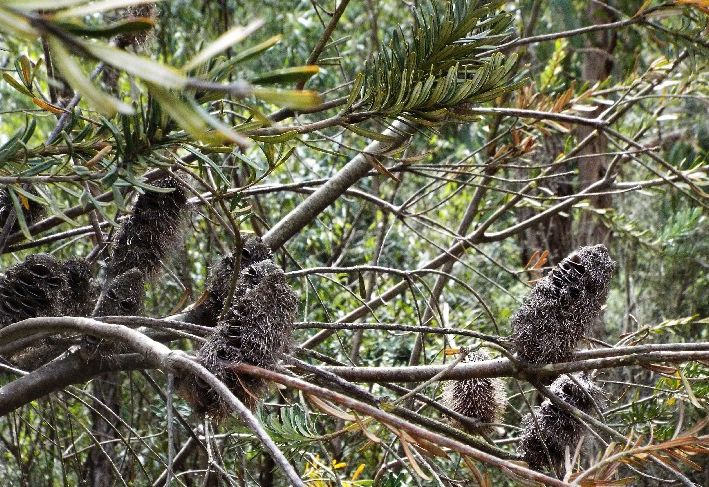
xmin=518 ymin=374 xmax=603 ymax=472
xmin=179 ymin=260 xmax=297 ymax=419
xmin=0 ymin=253 xmax=66 ymax=328
xmin=93 ymin=268 xmax=145 ymax=317
xmin=441 ymin=350 xmax=507 ymax=434
xmin=510 ymin=245 xmax=615 ymax=364
xmin=0 ymin=187 xmax=45 ymax=233
xmin=185 ymin=235 xmax=272 ymax=327
xmin=60 ymin=258 xmax=99 ymax=317
xmin=107 ymin=177 xmax=188 ymax=280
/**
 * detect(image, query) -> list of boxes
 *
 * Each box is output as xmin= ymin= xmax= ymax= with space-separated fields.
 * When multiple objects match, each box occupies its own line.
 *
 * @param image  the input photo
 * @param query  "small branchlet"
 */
xmin=518 ymin=373 xmax=604 ymax=472
xmin=441 ymin=350 xmax=507 ymax=434
xmin=180 ymin=260 xmax=297 ymax=419
xmin=511 ymin=244 xmax=616 ymax=364
xmin=107 ymin=177 xmax=188 ymax=280
xmin=185 ymin=235 xmax=272 ymax=327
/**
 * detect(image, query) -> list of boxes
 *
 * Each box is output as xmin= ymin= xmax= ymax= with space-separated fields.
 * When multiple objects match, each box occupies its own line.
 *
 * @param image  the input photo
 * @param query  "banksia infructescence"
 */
xmin=61 ymin=258 xmax=99 ymax=317
xmin=114 ymin=4 xmax=158 ymax=49
xmin=93 ymin=268 xmax=145 ymax=317
xmin=441 ymin=350 xmax=507 ymax=434
xmin=0 ymin=254 xmax=66 ymax=327
xmin=180 ymin=260 xmax=297 ymax=418
xmin=185 ymin=235 xmax=272 ymax=327
xmin=0 ymin=187 xmax=45 ymax=233
xmin=510 ymin=244 xmax=615 ymax=364
xmin=518 ymin=374 xmax=603 ymax=472
xmin=107 ymin=177 xmax=187 ymax=280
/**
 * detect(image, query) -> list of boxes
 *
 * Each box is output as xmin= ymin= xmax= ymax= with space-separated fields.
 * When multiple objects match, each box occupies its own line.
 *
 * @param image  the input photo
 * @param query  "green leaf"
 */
xmin=57 ymin=17 xmax=155 ymax=38
xmin=251 ymin=65 xmax=320 ymax=85
xmin=184 ymin=19 xmax=264 ymax=71
xmin=345 ymin=124 xmax=399 ymax=143
xmin=253 ymin=87 xmax=322 ymax=110
xmin=52 ymin=0 xmax=159 ymax=18
xmin=48 ymin=37 xmax=134 ymax=116
xmin=3 ymin=73 xmax=32 ymax=97
xmin=250 ymin=130 xmax=299 ymax=143
xmin=149 ymin=84 xmax=249 ymax=146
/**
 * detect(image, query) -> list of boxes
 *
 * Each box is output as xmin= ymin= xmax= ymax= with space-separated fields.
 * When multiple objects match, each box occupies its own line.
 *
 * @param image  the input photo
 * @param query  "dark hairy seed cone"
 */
xmin=0 ymin=254 xmax=66 ymax=328
xmin=93 ymin=268 xmax=146 ymax=317
xmin=441 ymin=350 xmax=507 ymax=434
xmin=179 ymin=260 xmax=297 ymax=419
xmin=107 ymin=177 xmax=188 ymax=280
xmin=518 ymin=374 xmax=603 ymax=472
xmin=510 ymin=244 xmax=616 ymax=364
xmin=114 ymin=4 xmax=158 ymax=49
xmin=61 ymin=258 xmax=99 ymax=317
xmin=0 ymin=187 xmax=45 ymax=233
xmin=185 ymin=235 xmax=272 ymax=327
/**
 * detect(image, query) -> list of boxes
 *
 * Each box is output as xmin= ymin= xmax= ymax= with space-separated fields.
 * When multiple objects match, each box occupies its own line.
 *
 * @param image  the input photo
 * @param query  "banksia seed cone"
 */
xmin=114 ymin=4 xmax=158 ymax=49
xmin=0 ymin=254 xmax=66 ymax=327
xmin=0 ymin=187 xmax=45 ymax=233
xmin=510 ymin=244 xmax=615 ymax=364
xmin=93 ymin=268 xmax=145 ymax=317
xmin=441 ymin=350 xmax=507 ymax=434
xmin=107 ymin=177 xmax=187 ymax=280
xmin=518 ymin=374 xmax=602 ymax=472
xmin=185 ymin=235 xmax=272 ymax=327
xmin=180 ymin=260 xmax=297 ymax=418
xmin=60 ymin=258 xmax=99 ymax=317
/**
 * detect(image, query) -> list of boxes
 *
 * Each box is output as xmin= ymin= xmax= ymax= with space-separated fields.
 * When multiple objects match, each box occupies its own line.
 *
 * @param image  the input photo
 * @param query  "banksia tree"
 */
xmin=107 ymin=177 xmax=188 ymax=280
xmin=441 ymin=350 xmax=507 ymax=434
xmin=185 ymin=235 xmax=272 ymax=327
xmin=0 ymin=254 xmax=66 ymax=327
xmin=180 ymin=260 xmax=297 ymax=417
xmin=510 ymin=244 xmax=616 ymax=363
xmin=518 ymin=374 xmax=603 ymax=472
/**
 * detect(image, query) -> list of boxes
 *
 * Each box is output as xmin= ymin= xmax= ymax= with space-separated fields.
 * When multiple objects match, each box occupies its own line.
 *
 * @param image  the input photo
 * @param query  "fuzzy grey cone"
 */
xmin=60 ymin=258 xmax=99 ymax=317
xmin=510 ymin=244 xmax=615 ymax=364
xmin=107 ymin=177 xmax=187 ymax=280
xmin=441 ymin=350 xmax=507 ymax=434
xmin=93 ymin=268 xmax=146 ymax=317
xmin=0 ymin=187 xmax=45 ymax=233
xmin=518 ymin=374 xmax=603 ymax=472
xmin=185 ymin=235 xmax=272 ymax=327
xmin=180 ymin=260 xmax=297 ymax=418
xmin=0 ymin=253 xmax=66 ymax=327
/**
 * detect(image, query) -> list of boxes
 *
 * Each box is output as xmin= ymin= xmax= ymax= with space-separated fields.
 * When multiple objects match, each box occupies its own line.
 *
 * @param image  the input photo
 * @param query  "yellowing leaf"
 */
xmin=32 ymin=97 xmax=64 ymax=114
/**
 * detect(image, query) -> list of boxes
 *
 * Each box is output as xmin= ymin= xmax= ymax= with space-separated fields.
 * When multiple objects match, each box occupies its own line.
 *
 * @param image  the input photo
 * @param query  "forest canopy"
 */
xmin=0 ymin=1 xmax=707 ymax=486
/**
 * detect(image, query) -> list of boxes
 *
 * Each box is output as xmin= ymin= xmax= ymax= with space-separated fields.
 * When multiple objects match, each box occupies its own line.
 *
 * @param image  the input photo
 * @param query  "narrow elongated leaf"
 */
xmin=251 ymin=66 xmax=320 ymax=85
xmin=49 ymin=37 xmax=134 ymax=116
xmin=253 ymin=87 xmax=322 ymax=109
xmin=185 ymin=19 xmax=264 ymax=71
xmin=53 ymin=0 xmax=160 ymax=18
xmin=81 ymin=41 xmax=188 ymax=88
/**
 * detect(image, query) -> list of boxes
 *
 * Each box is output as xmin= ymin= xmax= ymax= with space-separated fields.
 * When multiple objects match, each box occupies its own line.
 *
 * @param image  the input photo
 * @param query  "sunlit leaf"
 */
xmin=184 ymin=19 xmax=264 ymax=71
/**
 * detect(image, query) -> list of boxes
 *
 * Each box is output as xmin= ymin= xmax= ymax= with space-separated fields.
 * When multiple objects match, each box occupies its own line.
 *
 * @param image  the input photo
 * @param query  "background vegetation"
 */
xmin=0 ymin=0 xmax=707 ymax=485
